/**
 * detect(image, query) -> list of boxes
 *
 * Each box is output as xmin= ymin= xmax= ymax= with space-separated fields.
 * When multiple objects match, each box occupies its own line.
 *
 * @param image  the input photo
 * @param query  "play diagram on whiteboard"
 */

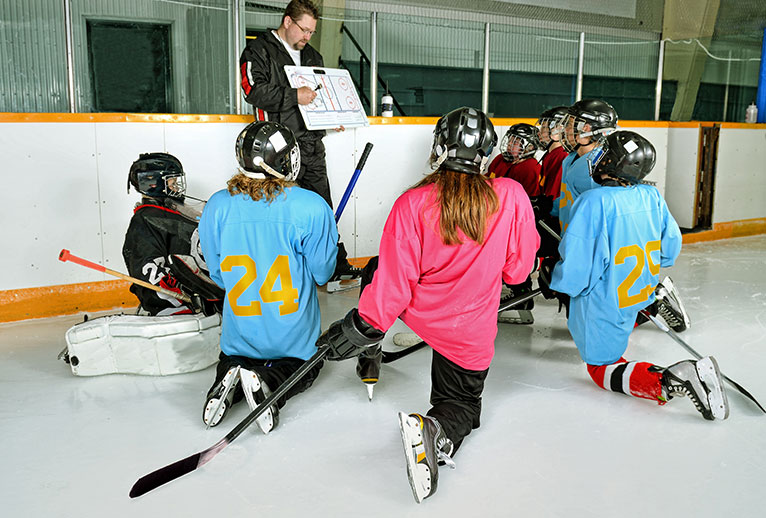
xmin=284 ymin=65 xmax=369 ymax=130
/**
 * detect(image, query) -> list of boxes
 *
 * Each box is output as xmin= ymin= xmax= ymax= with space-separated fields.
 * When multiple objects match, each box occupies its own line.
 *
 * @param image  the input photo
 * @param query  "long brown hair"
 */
xmin=227 ymin=173 xmax=296 ymax=203
xmin=411 ymin=169 xmax=499 ymax=245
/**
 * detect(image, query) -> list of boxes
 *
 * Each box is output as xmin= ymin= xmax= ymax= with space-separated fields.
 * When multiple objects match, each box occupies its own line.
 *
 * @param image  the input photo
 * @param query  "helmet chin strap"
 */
xmin=433 ymin=150 xmax=449 ymax=170
xmin=479 ymin=155 xmax=489 ymax=174
xmin=243 ymin=157 xmax=286 ymax=180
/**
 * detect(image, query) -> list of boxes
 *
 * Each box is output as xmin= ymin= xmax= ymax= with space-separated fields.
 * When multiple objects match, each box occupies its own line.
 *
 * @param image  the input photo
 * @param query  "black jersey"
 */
xmin=122 ymin=199 xmax=200 ymax=315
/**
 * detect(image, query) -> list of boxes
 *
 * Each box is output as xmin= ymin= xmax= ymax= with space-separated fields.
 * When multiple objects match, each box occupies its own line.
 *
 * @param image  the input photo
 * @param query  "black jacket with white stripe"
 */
xmin=239 ymin=30 xmax=325 ymax=142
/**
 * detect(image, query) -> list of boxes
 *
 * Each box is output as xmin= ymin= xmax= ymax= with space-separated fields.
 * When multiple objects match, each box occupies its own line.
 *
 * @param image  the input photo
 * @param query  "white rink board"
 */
xmin=0 ymin=120 xmax=763 ymax=293
xmin=714 ymin=128 xmax=766 ymax=224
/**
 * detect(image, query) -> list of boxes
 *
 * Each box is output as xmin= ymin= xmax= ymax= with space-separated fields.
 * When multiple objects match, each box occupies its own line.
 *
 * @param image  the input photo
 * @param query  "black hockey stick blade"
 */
xmin=382 ymin=288 xmax=544 ymax=364
xmin=129 ymin=345 xmax=331 ymax=498
xmin=643 ymin=311 xmax=765 ymax=414
xmin=130 ymin=442 xmax=222 ymax=498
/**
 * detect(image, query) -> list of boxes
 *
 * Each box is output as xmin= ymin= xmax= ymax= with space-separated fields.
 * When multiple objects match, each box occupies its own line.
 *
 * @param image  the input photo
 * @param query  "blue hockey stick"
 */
xmin=335 ymin=142 xmax=373 ymax=223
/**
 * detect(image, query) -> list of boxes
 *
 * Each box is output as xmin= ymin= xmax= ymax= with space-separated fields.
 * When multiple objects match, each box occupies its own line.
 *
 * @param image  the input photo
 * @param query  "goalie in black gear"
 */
xmin=123 ymin=152 xmax=222 ymax=316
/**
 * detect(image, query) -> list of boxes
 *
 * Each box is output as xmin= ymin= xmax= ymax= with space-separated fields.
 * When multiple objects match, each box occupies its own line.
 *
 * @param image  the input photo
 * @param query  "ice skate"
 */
xmin=327 ymin=252 xmax=362 ymax=293
xmin=661 ymin=356 xmax=729 ymax=420
xmin=498 ymin=283 xmax=534 ymax=325
xmin=356 ymin=346 xmax=382 ymax=401
xmin=393 ymin=332 xmax=423 ymax=347
xmin=240 ymin=368 xmax=279 ymax=434
xmin=203 ymin=365 xmax=241 ymax=428
xmin=655 ymin=277 xmax=690 ymax=332
xmin=398 ymin=412 xmax=455 ymax=503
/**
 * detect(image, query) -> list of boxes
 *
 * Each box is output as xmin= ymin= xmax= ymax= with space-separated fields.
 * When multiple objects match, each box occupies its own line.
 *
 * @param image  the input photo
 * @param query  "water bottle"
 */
xmin=381 ymin=94 xmax=393 ymax=117
xmin=745 ymin=102 xmax=758 ymax=123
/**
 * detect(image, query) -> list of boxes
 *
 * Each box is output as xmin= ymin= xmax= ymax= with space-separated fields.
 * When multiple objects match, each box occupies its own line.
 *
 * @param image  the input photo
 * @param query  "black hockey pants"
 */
xmin=427 ymin=350 xmax=488 ymax=454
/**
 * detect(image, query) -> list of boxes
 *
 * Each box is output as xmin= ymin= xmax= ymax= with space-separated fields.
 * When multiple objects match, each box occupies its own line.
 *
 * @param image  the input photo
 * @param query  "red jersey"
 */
xmin=488 ymin=155 xmax=540 ymax=197
xmin=539 ymin=145 xmax=568 ymax=198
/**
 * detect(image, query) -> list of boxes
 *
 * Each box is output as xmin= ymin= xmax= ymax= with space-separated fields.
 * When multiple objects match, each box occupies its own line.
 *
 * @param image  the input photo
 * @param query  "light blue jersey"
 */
xmin=199 ymin=186 xmax=338 ymax=361
xmin=551 ymin=147 xmax=603 ymax=232
xmin=550 ymin=184 xmax=682 ymax=365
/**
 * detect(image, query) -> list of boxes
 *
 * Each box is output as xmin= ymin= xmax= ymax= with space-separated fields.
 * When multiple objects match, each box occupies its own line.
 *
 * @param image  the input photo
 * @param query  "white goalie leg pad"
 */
xmin=64 ymin=313 xmax=221 ymax=376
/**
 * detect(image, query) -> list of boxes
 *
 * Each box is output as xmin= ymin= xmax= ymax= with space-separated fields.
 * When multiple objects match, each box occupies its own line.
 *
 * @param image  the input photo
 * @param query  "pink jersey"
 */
xmin=358 ymin=178 xmax=539 ymax=370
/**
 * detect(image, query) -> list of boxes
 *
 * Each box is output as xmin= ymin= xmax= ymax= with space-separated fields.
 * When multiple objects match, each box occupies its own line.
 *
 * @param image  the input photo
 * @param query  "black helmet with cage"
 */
xmin=501 ymin=123 xmax=539 ymax=161
xmin=591 ymin=131 xmax=656 ymax=186
xmin=536 ymin=105 xmax=568 ymax=148
xmin=235 ymin=121 xmax=301 ymax=181
xmin=562 ymin=99 xmax=618 ymax=152
xmin=431 ymin=106 xmax=497 ymax=175
xmin=128 ymin=152 xmax=186 ymax=201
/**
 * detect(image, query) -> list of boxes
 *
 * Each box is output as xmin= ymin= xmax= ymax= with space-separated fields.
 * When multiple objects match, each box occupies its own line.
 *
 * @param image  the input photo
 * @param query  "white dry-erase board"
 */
xmin=284 ymin=65 xmax=369 ymax=130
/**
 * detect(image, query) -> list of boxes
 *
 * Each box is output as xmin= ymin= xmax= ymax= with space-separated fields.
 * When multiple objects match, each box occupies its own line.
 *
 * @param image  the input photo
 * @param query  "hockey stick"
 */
xmin=58 ymin=249 xmax=192 ymax=303
xmin=335 ymin=142 xmax=373 ymax=223
xmin=642 ymin=312 xmax=765 ymax=413
xmin=381 ymin=288 xmax=543 ymax=364
xmin=129 ymin=344 xmax=330 ymax=498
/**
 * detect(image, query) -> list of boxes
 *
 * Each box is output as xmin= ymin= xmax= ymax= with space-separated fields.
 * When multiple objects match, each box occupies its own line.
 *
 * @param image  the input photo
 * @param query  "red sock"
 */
xmin=587 ymin=359 xmax=665 ymax=404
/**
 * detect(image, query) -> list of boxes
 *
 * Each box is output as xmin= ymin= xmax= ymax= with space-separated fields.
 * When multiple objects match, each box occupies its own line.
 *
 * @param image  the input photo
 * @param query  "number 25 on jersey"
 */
xmin=221 ymin=255 xmax=299 ymax=317
xmin=615 ymin=240 xmax=660 ymax=308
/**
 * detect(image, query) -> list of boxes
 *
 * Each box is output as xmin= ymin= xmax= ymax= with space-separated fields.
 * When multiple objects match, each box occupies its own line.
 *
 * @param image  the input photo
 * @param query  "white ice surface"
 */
xmin=1 ymin=236 xmax=765 ymax=517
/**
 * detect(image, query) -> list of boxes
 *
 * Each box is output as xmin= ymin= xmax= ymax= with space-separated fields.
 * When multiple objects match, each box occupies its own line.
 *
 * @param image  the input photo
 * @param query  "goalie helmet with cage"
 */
xmin=431 ymin=106 xmax=497 ymax=175
xmin=501 ymin=123 xmax=539 ymax=161
xmin=235 ymin=121 xmax=301 ymax=181
xmin=536 ymin=105 xmax=568 ymax=149
xmin=591 ymin=131 xmax=656 ymax=186
xmin=128 ymin=152 xmax=186 ymax=201
xmin=562 ymin=99 xmax=618 ymax=152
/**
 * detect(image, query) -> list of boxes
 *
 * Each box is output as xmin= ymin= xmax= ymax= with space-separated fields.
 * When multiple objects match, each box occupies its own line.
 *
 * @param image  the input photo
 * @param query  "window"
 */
xmin=87 ymin=20 xmax=172 ymax=113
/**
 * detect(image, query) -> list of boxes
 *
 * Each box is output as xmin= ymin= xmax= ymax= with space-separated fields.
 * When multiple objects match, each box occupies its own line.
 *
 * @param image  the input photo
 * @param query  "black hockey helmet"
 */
xmin=562 ymin=99 xmax=618 ymax=152
xmin=536 ymin=105 xmax=568 ymax=147
xmin=128 ymin=152 xmax=186 ymax=200
xmin=235 ymin=121 xmax=301 ymax=181
xmin=431 ymin=107 xmax=497 ymax=175
xmin=501 ymin=123 xmax=539 ymax=161
xmin=592 ymin=131 xmax=656 ymax=185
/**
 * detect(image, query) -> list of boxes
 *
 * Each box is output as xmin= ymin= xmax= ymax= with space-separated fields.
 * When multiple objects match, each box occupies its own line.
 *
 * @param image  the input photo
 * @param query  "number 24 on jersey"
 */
xmin=221 ymin=255 xmax=299 ymax=317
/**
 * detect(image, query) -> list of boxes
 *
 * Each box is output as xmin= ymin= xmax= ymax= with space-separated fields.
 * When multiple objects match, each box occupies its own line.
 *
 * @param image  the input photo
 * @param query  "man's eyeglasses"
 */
xmin=291 ymin=17 xmax=316 ymax=37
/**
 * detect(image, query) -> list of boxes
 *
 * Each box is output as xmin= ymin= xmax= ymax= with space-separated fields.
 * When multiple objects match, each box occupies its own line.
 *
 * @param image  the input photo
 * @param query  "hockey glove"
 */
xmin=318 ymin=308 xmax=385 ymax=361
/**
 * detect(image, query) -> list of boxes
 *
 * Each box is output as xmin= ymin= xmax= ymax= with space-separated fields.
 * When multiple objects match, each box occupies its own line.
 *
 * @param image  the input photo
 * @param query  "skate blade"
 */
xmin=398 ymin=412 xmax=430 ymax=504
xmin=697 ymin=357 xmax=729 ymax=420
xmin=498 ymin=310 xmax=534 ymax=325
xmin=326 ymin=279 xmax=361 ymax=293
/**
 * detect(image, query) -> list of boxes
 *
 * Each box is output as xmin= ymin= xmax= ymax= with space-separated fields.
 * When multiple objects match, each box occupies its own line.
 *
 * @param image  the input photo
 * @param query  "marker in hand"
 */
xmin=314 ymin=84 xmax=322 ymax=91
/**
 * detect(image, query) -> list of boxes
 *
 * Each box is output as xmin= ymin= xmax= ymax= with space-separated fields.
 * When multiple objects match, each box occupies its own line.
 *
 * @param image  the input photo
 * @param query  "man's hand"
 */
xmin=297 ymin=86 xmax=317 ymax=105
xmin=317 ymin=309 xmax=384 ymax=361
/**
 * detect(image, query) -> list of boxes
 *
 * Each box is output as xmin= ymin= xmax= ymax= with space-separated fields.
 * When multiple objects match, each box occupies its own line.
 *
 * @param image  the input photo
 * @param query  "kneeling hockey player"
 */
xmin=542 ymin=131 xmax=727 ymax=421
xmin=318 ymin=107 xmax=539 ymax=502
xmin=123 ymin=152 xmax=215 ymax=315
xmin=198 ymin=121 xmax=338 ymax=434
